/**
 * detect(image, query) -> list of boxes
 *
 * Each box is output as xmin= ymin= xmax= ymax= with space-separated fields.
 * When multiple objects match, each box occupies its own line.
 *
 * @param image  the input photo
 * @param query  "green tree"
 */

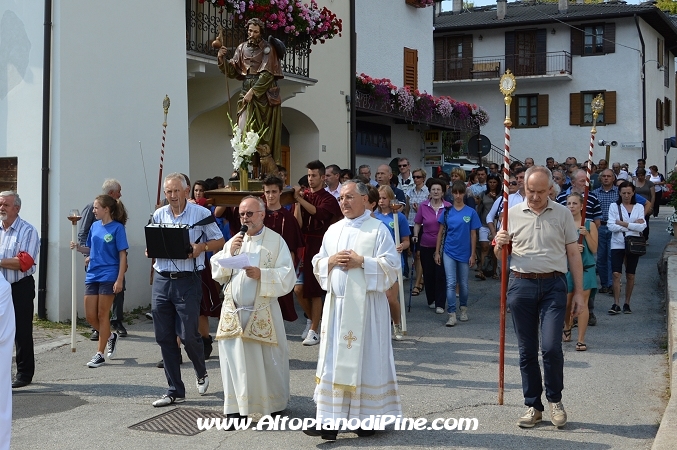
xmin=656 ymin=0 xmax=677 ymax=14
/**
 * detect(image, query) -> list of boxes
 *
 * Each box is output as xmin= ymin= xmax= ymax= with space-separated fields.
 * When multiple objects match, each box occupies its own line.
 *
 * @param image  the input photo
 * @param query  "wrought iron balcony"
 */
xmin=185 ymin=0 xmax=311 ymax=78
xmin=434 ymin=51 xmax=572 ymax=82
xmin=355 ymin=91 xmax=480 ymax=133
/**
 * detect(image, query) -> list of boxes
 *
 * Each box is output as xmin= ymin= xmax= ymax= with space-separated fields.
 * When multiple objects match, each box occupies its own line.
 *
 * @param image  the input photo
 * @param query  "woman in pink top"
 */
xmin=414 ymin=179 xmax=451 ymax=313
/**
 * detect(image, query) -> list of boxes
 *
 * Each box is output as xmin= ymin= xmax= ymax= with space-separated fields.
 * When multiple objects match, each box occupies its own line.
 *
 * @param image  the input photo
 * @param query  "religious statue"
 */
xmin=217 ymin=18 xmax=284 ymax=177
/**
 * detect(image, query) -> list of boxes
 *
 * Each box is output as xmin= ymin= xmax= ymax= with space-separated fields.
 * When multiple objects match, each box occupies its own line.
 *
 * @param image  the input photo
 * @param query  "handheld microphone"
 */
xmin=234 ymin=225 xmax=248 ymax=256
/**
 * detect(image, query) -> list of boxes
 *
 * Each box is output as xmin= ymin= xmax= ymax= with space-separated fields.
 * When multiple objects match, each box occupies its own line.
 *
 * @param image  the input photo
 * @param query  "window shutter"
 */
xmin=666 ymin=98 xmax=672 ymax=126
xmin=505 ymin=31 xmax=515 ymax=73
xmin=535 ymin=29 xmax=547 ymax=75
xmin=656 ymin=98 xmax=663 ymax=130
xmin=605 ymin=91 xmax=616 ymax=124
xmin=570 ymin=93 xmax=581 ymax=125
xmin=462 ymin=35 xmax=473 ymax=79
xmin=434 ymin=38 xmax=444 ymax=81
xmin=537 ymin=94 xmax=549 ymax=127
xmin=404 ymin=47 xmax=418 ymax=90
xmin=571 ymin=27 xmax=582 ymax=56
xmin=603 ymin=23 xmax=615 ymax=54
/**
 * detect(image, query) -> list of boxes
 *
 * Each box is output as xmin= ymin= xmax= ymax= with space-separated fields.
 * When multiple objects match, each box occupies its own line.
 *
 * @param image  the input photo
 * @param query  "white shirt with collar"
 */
xmin=325 ymin=184 xmax=341 ymax=200
xmin=398 ymin=173 xmax=414 ymax=196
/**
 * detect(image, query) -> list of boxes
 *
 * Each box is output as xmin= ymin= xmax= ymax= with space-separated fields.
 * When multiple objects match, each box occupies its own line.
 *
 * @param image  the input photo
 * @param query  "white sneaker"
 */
xmin=435 ymin=307 xmax=444 ymax=314
xmin=428 ymin=303 xmax=436 ymax=309
xmin=301 ymin=319 xmax=312 ymax=339
xmin=446 ymin=313 xmax=457 ymax=327
xmin=197 ymin=374 xmax=209 ymax=396
xmin=302 ymin=329 xmax=320 ymax=346
xmin=393 ymin=324 xmax=403 ymax=341
xmin=459 ymin=306 xmax=469 ymax=322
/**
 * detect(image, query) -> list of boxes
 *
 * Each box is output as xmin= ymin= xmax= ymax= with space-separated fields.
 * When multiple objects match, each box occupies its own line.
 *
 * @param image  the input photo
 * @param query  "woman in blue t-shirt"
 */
xmin=374 ymin=185 xmax=410 ymax=341
xmin=71 ymin=195 xmax=129 ymax=368
xmin=435 ymin=181 xmax=481 ymax=327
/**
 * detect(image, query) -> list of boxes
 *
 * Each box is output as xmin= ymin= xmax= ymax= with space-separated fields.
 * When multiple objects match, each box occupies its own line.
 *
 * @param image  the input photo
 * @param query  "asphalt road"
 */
xmin=10 ymin=214 xmax=671 ymax=449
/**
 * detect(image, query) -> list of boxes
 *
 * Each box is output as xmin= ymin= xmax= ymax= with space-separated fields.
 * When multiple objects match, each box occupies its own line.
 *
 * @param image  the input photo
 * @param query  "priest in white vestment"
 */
xmin=0 ymin=274 xmax=14 ymax=450
xmin=308 ymin=180 xmax=402 ymax=439
xmin=211 ymin=196 xmax=296 ymax=418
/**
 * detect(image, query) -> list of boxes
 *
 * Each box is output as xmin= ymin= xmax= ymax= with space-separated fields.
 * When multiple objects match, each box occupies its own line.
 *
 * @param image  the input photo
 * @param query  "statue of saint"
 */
xmin=217 ymin=18 xmax=284 ymax=174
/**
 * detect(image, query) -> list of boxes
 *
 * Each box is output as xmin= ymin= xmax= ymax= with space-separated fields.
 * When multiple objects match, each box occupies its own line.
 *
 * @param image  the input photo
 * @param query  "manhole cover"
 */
xmin=129 ymin=407 xmax=227 ymax=436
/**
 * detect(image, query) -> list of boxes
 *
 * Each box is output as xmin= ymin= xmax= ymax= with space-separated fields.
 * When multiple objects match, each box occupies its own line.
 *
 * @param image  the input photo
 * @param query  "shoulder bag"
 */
xmin=617 ymin=204 xmax=646 ymax=256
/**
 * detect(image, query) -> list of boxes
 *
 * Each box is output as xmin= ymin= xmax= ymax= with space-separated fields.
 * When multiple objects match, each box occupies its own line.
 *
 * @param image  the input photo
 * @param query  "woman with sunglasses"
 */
xmin=407 ymin=168 xmax=429 ymax=296
xmin=476 ymin=175 xmax=502 ymax=280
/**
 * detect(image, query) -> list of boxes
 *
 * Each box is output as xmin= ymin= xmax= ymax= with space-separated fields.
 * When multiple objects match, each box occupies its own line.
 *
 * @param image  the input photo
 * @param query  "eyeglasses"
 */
xmin=338 ymin=194 xmax=363 ymax=202
xmin=413 ymin=175 xmax=424 ymax=179
xmin=398 ymin=164 xmax=409 ymax=168
xmin=509 ymin=181 xmax=518 ymax=186
xmin=239 ymin=210 xmax=263 ymax=217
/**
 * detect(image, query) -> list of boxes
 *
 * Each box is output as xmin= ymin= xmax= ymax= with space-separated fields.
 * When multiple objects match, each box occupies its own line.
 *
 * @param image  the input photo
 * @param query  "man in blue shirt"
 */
xmin=149 ymin=173 xmax=224 ymax=407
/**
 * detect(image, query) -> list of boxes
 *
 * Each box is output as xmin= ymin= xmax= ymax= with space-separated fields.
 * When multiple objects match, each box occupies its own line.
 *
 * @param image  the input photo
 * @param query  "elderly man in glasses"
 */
xmin=211 ymin=196 xmax=296 ymax=425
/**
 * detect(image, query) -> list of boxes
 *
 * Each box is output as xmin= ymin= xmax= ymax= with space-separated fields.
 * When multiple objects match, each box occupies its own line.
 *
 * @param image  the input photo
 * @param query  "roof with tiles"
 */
xmin=434 ymin=1 xmax=677 ymax=47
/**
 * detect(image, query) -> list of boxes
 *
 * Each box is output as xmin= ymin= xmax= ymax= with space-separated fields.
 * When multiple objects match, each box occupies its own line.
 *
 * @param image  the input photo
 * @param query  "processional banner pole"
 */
xmin=580 ymin=94 xmax=605 ymax=240
xmin=150 ymin=95 xmax=170 ymax=285
xmin=498 ymin=70 xmax=516 ymax=405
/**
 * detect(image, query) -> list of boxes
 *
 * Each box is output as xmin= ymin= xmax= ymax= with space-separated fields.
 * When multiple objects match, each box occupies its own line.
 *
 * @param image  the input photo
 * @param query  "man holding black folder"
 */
xmin=148 ymin=173 xmax=224 ymax=407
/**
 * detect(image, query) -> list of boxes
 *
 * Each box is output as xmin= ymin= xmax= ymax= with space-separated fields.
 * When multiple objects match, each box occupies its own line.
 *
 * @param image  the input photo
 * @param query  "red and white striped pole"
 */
xmin=498 ymin=71 xmax=515 ymax=406
xmin=580 ymin=94 xmax=603 ymax=242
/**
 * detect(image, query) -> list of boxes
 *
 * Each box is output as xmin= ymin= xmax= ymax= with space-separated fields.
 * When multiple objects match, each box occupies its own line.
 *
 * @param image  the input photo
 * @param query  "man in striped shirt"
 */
xmin=0 ymin=192 xmax=39 ymax=389
xmin=149 ymin=173 xmax=224 ymax=407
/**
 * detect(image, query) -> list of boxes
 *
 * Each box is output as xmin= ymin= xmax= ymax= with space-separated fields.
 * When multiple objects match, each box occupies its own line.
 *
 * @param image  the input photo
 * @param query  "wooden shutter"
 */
xmin=535 ymin=29 xmax=547 ymax=75
xmin=656 ymin=98 xmax=663 ymax=130
xmin=603 ymin=23 xmax=615 ymax=54
xmin=505 ymin=31 xmax=515 ymax=73
xmin=537 ymin=94 xmax=549 ymax=127
xmin=404 ymin=47 xmax=418 ymax=90
xmin=665 ymin=98 xmax=672 ymax=126
xmin=462 ymin=35 xmax=473 ymax=79
xmin=571 ymin=26 xmax=583 ymax=56
xmin=434 ymin=37 xmax=444 ymax=80
xmin=605 ymin=91 xmax=616 ymax=124
xmin=570 ymin=93 xmax=581 ymax=125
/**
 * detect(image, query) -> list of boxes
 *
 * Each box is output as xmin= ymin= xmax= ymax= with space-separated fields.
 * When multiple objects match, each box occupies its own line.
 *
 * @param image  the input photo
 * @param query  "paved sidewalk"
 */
xmin=10 ymin=221 xmax=671 ymax=449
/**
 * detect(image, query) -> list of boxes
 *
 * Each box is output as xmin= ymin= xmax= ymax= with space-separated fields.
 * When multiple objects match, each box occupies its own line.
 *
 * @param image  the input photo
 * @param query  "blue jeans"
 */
xmin=152 ymin=273 xmax=206 ymax=398
xmin=597 ymin=225 xmax=612 ymax=288
xmin=443 ymin=254 xmax=469 ymax=314
xmin=508 ymin=273 xmax=567 ymax=411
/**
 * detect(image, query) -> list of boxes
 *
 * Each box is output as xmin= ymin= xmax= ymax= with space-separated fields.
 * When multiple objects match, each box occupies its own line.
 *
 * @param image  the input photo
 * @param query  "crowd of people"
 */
xmin=4 ymin=155 xmax=669 ymax=442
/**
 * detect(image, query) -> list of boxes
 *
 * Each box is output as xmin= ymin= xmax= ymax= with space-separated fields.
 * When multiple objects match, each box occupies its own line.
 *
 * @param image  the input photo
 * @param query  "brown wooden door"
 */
xmin=515 ymin=31 xmax=536 ymax=76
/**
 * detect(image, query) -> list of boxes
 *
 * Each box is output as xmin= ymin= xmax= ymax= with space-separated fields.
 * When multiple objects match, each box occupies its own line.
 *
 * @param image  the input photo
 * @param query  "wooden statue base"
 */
xmin=205 ymin=187 xmax=295 ymax=207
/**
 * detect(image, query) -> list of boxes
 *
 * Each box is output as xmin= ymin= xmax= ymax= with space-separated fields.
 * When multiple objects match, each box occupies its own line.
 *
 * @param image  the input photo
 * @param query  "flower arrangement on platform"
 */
xmin=198 ymin=0 xmax=342 ymax=44
xmin=229 ymin=115 xmax=263 ymax=171
xmin=357 ymin=73 xmax=490 ymax=128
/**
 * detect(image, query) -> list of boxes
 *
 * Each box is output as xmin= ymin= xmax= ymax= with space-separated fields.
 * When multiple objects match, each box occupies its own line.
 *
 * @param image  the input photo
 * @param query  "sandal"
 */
xmin=475 ymin=272 xmax=486 ymax=281
xmin=575 ymin=342 xmax=587 ymax=351
xmin=492 ymin=274 xmax=499 ymax=280
xmin=412 ymin=285 xmax=423 ymax=296
xmin=562 ymin=328 xmax=572 ymax=342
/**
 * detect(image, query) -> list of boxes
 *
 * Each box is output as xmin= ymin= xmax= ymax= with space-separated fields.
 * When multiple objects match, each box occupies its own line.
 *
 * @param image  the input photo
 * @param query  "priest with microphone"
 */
xmin=211 ymin=195 xmax=296 ymax=423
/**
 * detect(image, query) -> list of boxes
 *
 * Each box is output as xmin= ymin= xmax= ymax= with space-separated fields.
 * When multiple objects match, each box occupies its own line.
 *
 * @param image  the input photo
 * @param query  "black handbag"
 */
xmin=617 ymin=204 xmax=646 ymax=256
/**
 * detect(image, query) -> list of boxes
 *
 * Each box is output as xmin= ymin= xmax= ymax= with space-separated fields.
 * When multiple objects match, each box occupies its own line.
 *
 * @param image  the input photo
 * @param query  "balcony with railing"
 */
xmin=185 ymin=0 xmax=311 ymax=79
xmin=434 ymin=51 xmax=572 ymax=85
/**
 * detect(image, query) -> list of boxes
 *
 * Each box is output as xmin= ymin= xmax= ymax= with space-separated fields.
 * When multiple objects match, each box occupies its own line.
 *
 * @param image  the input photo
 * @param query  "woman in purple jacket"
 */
xmin=414 ymin=179 xmax=451 ymax=314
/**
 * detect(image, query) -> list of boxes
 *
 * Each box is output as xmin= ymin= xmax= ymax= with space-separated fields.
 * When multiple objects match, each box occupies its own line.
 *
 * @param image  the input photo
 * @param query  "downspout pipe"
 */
xmin=37 ymin=0 xmax=53 ymax=319
xmin=349 ymin=0 xmax=356 ymax=171
xmin=635 ymin=14 xmax=647 ymax=161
